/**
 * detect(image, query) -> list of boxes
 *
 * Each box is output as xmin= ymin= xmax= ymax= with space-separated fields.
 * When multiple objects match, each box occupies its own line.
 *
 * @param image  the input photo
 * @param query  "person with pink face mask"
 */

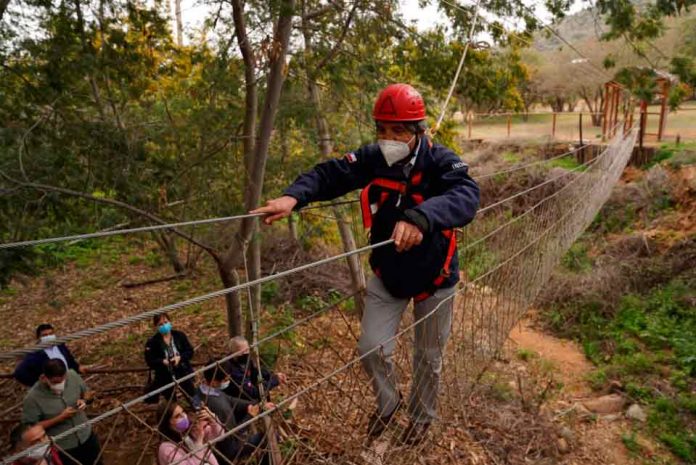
xmin=156 ymin=402 xmax=224 ymax=465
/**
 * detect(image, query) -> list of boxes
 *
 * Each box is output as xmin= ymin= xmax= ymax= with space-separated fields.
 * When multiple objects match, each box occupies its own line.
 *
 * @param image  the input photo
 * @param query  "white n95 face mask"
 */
xmin=378 ymin=135 xmax=416 ymax=166
xmin=40 ymin=334 xmax=57 ymax=344
xmin=26 ymin=443 xmax=49 ymax=460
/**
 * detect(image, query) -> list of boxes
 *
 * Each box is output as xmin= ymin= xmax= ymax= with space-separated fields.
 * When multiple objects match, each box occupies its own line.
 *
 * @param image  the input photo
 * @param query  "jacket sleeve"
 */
xmin=283 ymin=146 xmax=376 ymax=209
xmin=261 ymin=368 xmax=280 ymax=392
xmin=412 ymin=149 xmax=480 ymax=232
xmin=229 ymin=396 xmax=253 ymax=419
xmin=61 ymin=345 xmax=81 ymax=373
xmin=144 ymin=336 xmax=165 ymax=369
xmin=176 ymin=332 xmax=194 ymax=363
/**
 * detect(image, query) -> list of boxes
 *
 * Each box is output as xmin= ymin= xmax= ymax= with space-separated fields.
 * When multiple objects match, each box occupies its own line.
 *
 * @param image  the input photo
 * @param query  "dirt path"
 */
xmin=509 ymin=319 xmax=640 ymax=465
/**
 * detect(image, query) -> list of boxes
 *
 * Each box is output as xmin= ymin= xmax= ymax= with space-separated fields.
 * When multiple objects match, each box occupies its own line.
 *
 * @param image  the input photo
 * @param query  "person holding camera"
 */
xmin=156 ymin=402 xmax=223 ymax=465
xmin=144 ymin=313 xmax=196 ymax=404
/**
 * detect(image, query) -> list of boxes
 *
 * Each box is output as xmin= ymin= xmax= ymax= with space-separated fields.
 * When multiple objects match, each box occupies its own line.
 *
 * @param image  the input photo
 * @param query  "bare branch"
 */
xmin=1 ymin=171 xmax=217 ymax=255
xmin=301 ymin=0 xmax=340 ymax=22
xmin=313 ymin=0 xmax=359 ymax=73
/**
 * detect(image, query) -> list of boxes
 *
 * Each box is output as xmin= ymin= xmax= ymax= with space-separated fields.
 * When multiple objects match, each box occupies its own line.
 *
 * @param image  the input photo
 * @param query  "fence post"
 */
xmin=579 ymin=112 xmax=583 ymax=145
xmin=467 ymin=113 xmax=472 ymax=139
xmin=552 ymin=113 xmax=557 ymax=138
xmin=639 ymin=109 xmax=646 ymax=150
xmin=507 ymin=114 xmax=511 ymax=137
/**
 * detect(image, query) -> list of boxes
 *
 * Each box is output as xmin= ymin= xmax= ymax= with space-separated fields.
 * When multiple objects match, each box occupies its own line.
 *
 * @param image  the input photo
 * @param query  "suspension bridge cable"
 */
xmin=0 ymin=240 xmax=392 ymax=361
xmin=0 ymin=199 xmax=359 ymax=250
xmin=517 ymin=3 xmax=614 ymax=83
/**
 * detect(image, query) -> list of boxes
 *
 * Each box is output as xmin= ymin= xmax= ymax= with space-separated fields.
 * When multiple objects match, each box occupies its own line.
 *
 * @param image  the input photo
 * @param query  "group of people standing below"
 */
xmin=10 ymin=316 xmax=286 ymax=465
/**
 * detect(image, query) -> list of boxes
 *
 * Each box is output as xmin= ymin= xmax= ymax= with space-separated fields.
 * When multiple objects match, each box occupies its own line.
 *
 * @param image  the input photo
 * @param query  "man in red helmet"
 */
xmin=252 ymin=84 xmax=479 ymax=444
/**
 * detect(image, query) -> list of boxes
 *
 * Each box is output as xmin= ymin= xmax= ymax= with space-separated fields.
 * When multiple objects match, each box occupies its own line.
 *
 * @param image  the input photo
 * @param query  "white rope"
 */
xmin=433 ymin=0 xmax=483 ymax=132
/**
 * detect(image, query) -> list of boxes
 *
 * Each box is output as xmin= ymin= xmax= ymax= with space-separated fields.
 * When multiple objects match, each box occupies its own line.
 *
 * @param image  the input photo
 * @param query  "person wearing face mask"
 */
xmin=193 ymin=361 xmax=272 ymax=464
xmin=252 ymin=83 xmax=480 ymax=445
xmin=222 ymin=337 xmax=286 ymax=403
xmin=21 ymin=360 xmax=102 ymax=465
xmin=156 ymin=402 xmax=224 ymax=465
xmin=144 ymin=313 xmax=196 ymax=404
xmin=14 ymin=324 xmax=85 ymax=388
xmin=9 ymin=424 xmax=62 ymax=465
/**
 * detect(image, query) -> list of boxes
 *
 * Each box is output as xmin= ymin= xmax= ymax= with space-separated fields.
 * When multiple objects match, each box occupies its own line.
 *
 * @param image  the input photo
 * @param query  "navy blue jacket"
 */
xmin=222 ymin=356 xmax=280 ymax=402
xmin=13 ymin=344 xmax=80 ymax=387
xmin=284 ymin=137 xmax=480 ymax=298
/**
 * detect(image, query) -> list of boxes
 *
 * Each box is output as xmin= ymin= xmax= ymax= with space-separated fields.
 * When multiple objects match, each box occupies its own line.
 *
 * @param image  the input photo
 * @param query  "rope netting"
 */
xmin=2 ymin=126 xmax=637 ymax=465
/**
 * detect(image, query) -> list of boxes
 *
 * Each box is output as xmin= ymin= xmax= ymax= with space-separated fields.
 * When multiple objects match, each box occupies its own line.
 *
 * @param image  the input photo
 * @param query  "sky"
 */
xmin=173 ymin=0 xmax=584 ymax=46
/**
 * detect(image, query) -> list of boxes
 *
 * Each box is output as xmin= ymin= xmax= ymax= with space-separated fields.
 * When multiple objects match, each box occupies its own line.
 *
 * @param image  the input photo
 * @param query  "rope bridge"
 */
xmin=1 ymin=125 xmax=637 ymax=465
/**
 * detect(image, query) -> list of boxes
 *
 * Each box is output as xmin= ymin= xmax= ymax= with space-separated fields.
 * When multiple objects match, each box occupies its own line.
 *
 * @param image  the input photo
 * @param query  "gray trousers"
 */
xmin=357 ymin=276 xmax=454 ymax=424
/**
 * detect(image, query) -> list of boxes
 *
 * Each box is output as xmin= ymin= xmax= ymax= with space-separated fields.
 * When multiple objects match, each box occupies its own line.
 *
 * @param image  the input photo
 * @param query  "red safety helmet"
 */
xmin=372 ymin=84 xmax=426 ymax=122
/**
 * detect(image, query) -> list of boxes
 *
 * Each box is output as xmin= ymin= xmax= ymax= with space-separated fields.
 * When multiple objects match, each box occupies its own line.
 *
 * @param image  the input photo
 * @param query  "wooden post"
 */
xmin=578 ymin=112 xmax=583 ymax=145
xmin=639 ymin=103 xmax=647 ymax=149
xmin=552 ymin=113 xmax=557 ymax=137
xmin=601 ymin=82 xmax=610 ymax=141
xmin=467 ymin=113 xmax=472 ymax=139
xmin=288 ymin=213 xmax=298 ymax=241
xmin=247 ymin=263 xmax=283 ymax=465
xmin=657 ymin=79 xmax=669 ymax=142
xmin=507 ymin=114 xmax=511 ymax=137
xmin=612 ymin=87 xmax=620 ymax=138
xmin=336 ymin=210 xmax=366 ymax=316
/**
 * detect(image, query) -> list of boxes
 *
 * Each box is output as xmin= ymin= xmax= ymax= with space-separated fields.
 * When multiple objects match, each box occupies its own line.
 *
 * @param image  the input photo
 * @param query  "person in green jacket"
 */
xmin=22 ymin=360 xmax=102 ymax=465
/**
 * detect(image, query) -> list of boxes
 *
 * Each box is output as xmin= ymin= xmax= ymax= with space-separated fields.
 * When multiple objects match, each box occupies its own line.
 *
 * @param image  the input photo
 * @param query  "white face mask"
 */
xmin=219 ymin=381 xmax=230 ymax=391
xmin=26 ymin=443 xmax=49 ymax=460
xmin=40 ymin=334 xmax=57 ymax=344
xmin=378 ymin=135 xmax=416 ymax=167
xmin=49 ymin=381 xmax=65 ymax=394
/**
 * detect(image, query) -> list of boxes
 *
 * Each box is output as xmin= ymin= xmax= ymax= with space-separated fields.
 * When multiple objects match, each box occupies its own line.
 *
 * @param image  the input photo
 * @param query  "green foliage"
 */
xmin=621 ymin=432 xmax=640 ymax=454
xmin=461 ymin=241 xmax=498 ymax=281
xmin=516 ymin=348 xmax=538 ymax=361
xmin=548 ymin=156 xmax=581 ymax=170
xmin=544 ymin=279 xmax=696 ymax=461
xmin=502 ymin=151 xmax=521 ymax=163
xmin=561 ymin=241 xmax=593 ymax=272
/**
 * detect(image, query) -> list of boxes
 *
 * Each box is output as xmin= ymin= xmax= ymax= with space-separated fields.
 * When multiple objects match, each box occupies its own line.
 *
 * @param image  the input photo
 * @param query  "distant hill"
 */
xmin=532 ymin=3 xmax=696 ymax=55
xmin=533 ymin=7 xmax=607 ymax=52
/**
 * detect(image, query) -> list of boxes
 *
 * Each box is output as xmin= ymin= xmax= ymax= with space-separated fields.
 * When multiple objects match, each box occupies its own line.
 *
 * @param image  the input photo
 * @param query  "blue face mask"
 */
xmin=158 ymin=322 xmax=172 ymax=335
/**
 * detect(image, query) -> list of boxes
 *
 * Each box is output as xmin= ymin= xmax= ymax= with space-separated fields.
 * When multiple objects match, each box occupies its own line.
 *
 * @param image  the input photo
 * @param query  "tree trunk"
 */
xmin=222 ymin=0 xmax=296 ymax=337
xmin=551 ymin=97 xmax=565 ymax=113
xmin=247 ymin=219 xmax=262 ymax=331
xmin=174 ymin=0 xmax=183 ymax=46
xmin=218 ymin=264 xmax=243 ymax=337
xmin=154 ymin=231 xmax=186 ymax=273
